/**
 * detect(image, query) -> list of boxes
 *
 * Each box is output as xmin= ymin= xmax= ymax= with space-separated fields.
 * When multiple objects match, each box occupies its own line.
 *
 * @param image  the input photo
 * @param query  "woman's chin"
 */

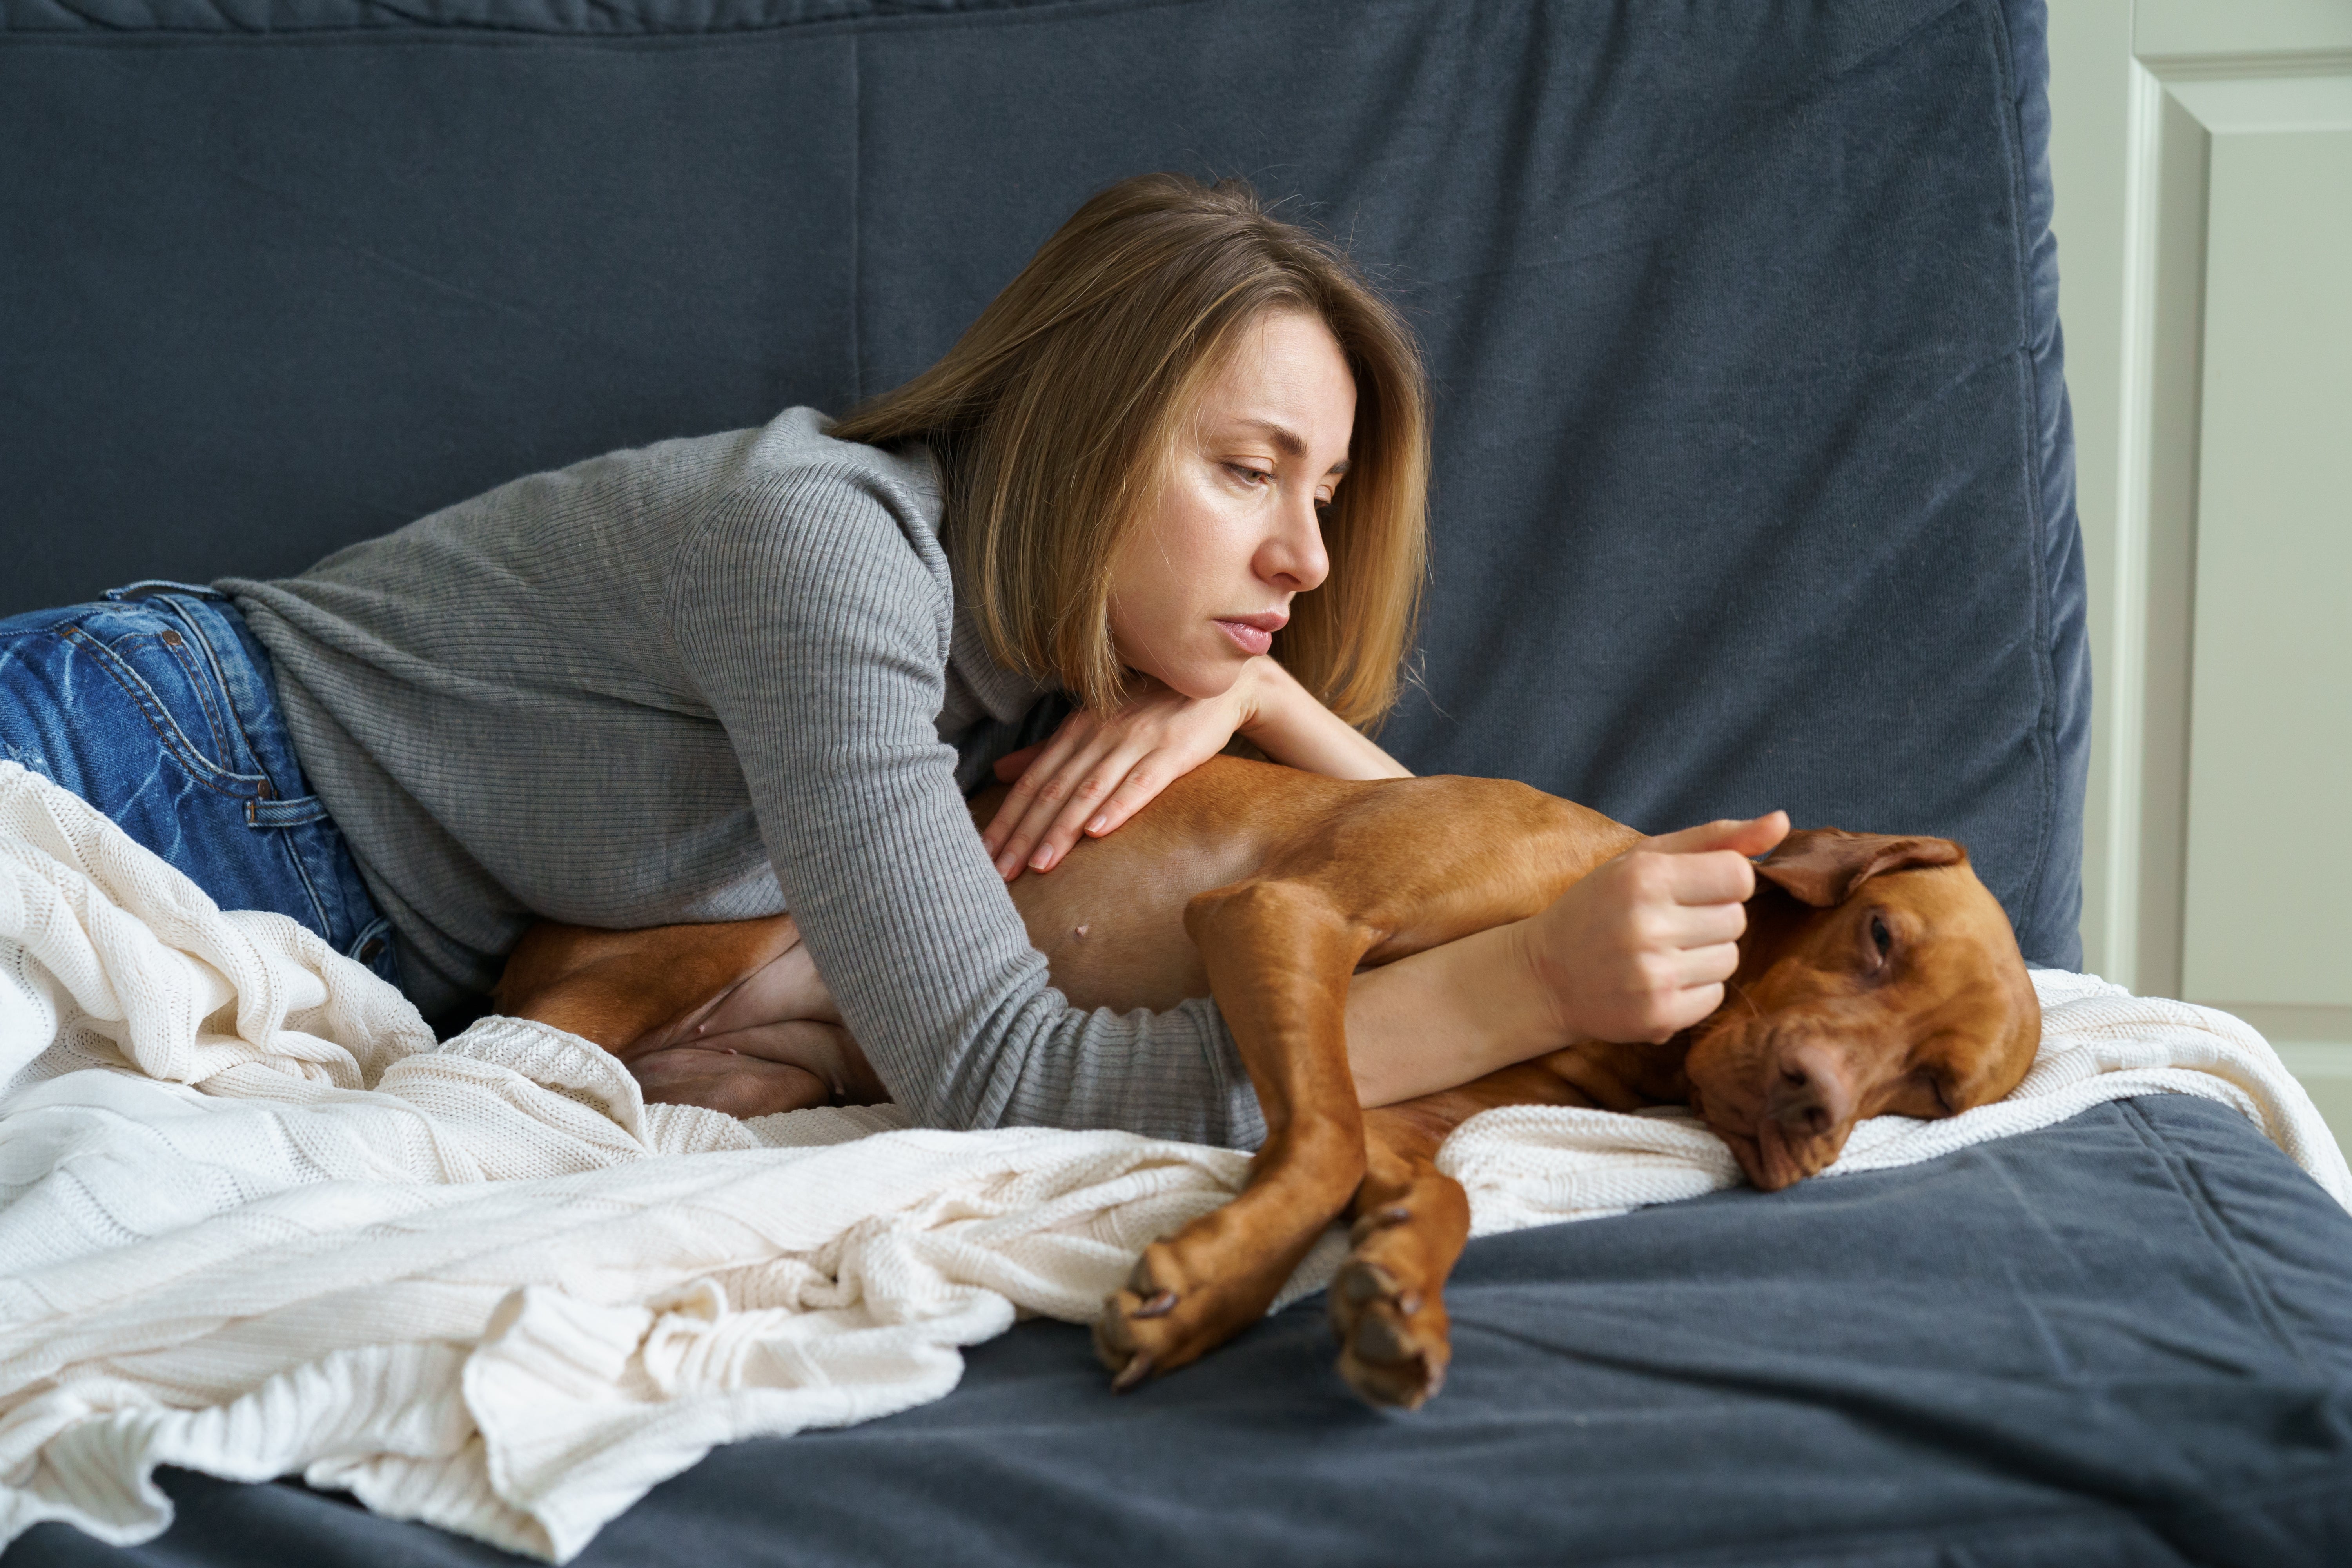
xmin=1138 ymin=657 xmax=1243 ymax=704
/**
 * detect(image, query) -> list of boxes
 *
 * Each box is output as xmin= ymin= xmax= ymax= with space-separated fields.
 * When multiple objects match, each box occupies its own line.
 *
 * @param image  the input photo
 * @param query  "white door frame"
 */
xmin=2053 ymin=0 xmax=2352 ymax=1009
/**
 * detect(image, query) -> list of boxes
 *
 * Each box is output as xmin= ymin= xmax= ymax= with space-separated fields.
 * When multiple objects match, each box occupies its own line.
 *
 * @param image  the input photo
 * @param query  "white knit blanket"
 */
xmin=1 ymin=760 xmax=2345 ymax=1561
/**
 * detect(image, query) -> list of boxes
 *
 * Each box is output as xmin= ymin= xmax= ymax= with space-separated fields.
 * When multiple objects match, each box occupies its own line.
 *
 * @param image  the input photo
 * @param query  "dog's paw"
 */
xmin=1092 ymin=1243 xmax=1194 ymax=1390
xmin=1328 ymin=1250 xmax=1450 ymax=1410
xmin=1092 ymin=1238 xmax=1269 ymax=1391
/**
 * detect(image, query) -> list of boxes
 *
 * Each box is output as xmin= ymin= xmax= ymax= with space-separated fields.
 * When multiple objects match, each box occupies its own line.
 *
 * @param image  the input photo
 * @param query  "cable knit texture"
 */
xmin=3 ymin=759 xmax=2347 ymax=1560
xmin=221 ymin=408 xmax=1261 ymax=1147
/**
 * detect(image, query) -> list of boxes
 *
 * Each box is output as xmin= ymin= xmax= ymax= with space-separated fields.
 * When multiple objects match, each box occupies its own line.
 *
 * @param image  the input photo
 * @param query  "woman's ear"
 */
xmin=1753 ymin=828 xmax=1966 ymax=907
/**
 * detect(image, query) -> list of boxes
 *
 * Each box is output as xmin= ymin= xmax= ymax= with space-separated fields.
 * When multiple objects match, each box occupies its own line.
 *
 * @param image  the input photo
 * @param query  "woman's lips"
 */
xmin=1214 ymin=611 xmax=1287 ymax=657
xmin=1214 ymin=618 xmax=1276 ymax=656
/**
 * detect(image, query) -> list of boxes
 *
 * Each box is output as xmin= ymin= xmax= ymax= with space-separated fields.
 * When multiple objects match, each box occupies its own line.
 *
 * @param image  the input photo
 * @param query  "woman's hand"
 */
xmin=982 ymin=671 xmax=1258 ymax=880
xmin=1526 ymin=811 xmax=1791 ymax=1044
xmin=622 ymin=920 xmax=889 ymax=1111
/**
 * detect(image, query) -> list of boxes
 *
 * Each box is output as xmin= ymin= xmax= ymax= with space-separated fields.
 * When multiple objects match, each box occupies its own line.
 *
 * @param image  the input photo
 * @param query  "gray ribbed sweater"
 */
xmin=221 ymin=408 xmax=1263 ymax=1149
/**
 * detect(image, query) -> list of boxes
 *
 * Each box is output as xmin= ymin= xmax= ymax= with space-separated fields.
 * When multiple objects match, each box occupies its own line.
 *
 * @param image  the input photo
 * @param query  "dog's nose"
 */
xmin=1763 ymin=1042 xmax=1854 ymax=1140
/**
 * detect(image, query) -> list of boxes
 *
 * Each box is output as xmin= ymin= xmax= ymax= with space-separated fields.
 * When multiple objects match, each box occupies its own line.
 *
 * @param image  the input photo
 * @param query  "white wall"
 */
xmin=2047 ymin=0 xmax=2352 ymax=1150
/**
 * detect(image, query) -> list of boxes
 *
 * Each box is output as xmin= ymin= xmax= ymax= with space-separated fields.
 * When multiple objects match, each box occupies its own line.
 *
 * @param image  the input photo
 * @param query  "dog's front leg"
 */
xmin=1093 ymin=877 xmax=1372 ymax=1389
xmin=1334 ymin=1111 xmax=1472 ymax=1409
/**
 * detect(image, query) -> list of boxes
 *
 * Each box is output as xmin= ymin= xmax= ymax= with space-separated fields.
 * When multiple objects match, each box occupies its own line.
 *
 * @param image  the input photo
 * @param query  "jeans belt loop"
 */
xmin=247 ymin=795 xmax=332 ymax=828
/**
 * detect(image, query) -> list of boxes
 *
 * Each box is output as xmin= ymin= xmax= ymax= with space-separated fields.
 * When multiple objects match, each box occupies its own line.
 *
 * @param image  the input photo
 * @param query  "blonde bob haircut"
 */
xmin=830 ymin=172 xmax=1430 ymax=730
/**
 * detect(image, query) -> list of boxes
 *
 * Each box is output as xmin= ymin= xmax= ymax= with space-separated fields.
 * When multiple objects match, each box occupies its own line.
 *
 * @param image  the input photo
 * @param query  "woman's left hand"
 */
xmin=981 ymin=671 xmax=1258 ymax=880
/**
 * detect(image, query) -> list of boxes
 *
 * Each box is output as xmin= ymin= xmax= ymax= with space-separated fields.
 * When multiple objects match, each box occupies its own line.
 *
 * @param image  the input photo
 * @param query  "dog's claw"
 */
xmin=1111 ymin=1352 xmax=1154 ymax=1392
xmin=1133 ymin=1290 xmax=1178 ymax=1319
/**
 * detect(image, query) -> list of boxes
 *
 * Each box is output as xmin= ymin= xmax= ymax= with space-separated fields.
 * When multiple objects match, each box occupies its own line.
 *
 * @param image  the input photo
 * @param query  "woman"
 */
xmin=0 ymin=173 xmax=1777 ymax=1148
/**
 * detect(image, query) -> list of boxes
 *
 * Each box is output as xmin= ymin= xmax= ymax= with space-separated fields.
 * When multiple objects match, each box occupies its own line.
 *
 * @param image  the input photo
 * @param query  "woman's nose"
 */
xmin=1256 ymin=490 xmax=1330 ymax=593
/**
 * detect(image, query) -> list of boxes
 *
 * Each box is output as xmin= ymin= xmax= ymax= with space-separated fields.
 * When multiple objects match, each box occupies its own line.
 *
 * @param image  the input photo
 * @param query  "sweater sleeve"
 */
xmin=665 ymin=464 xmax=1267 ymax=1149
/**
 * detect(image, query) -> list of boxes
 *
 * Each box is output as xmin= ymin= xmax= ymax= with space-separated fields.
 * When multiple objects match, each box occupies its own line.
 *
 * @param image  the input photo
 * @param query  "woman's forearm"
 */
xmin=1343 ymin=917 xmax=1570 ymax=1107
xmin=1237 ymin=657 xmax=1412 ymax=780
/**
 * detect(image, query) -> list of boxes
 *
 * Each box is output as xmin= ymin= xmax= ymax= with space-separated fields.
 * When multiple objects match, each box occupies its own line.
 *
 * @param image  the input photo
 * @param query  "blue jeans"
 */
xmin=0 ymin=581 xmax=400 ymax=987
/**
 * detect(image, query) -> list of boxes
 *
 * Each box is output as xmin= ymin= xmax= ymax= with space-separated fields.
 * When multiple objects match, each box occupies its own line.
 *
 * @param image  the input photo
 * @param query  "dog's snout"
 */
xmin=1767 ymin=1065 xmax=1826 ymax=1136
xmin=1763 ymin=1043 xmax=1853 ymax=1139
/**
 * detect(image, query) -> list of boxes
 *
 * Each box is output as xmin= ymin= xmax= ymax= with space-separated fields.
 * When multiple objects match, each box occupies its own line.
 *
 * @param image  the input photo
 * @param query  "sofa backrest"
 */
xmin=0 ymin=0 xmax=2087 ymax=966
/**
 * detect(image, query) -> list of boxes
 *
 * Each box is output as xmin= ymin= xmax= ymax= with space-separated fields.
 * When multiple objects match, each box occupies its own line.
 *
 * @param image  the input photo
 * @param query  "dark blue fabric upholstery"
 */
xmin=18 ymin=1096 xmax=2352 ymax=1567
xmin=0 ymin=0 xmax=2087 ymax=964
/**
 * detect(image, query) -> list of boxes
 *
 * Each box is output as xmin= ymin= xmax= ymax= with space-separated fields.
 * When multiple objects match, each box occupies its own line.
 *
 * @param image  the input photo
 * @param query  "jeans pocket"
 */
xmin=60 ymin=623 xmax=269 ymax=795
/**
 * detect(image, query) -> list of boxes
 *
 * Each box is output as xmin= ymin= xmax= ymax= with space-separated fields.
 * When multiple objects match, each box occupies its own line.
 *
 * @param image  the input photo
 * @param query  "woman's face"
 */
xmin=1107 ymin=309 xmax=1357 ymax=701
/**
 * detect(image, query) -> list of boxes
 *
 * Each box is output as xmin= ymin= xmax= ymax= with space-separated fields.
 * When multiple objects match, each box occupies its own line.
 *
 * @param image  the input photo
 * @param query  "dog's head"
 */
xmin=1680 ymin=828 xmax=2040 ymax=1191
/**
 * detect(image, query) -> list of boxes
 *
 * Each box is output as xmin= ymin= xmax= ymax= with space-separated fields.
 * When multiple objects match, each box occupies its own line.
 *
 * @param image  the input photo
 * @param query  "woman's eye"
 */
xmin=1227 ymin=465 xmax=1272 ymax=487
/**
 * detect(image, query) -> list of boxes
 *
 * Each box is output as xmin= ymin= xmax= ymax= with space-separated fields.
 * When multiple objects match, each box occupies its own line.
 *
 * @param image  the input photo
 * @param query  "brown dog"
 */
xmin=494 ymin=757 xmax=2039 ymax=1408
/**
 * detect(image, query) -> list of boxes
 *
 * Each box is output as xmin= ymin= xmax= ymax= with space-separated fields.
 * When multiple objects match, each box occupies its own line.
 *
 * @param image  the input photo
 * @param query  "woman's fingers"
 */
xmin=984 ymin=720 xmax=1094 ymax=871
xmin=1652 ymin=980 xmax=1728 ymax=1039
xmin=1659 ymin=896 xmax=1746 ymax=951
xmin=1617 ymin=935 xmax=1741 ymax=1042
xmin=1620 ymin=817 xmax=1793 ymax=1037
xmin=1026 ymin=739 xmax=1166 ymax=873
xmin=1634 ymin=847 xmax=1758 ymax=911
xmin=1058 ymin=716 xmax=1235 ymax=856
xmin=1672 ymin=939 xmax=1742 ymax=990
xmin=992 ymin=731 xmax=1132 ymax=879
xmin=1528 ymin=812 xmax=1798 ymax=1043
xmin=1079 ymin=762 xmax=1168 ymax=841
xmin=1645 ymin=810 xmax=1789 ymax=861
xmin=992 ymin=767 xmax=1083 ymax=879
xmin=982 ymin=678 xmax=1249 ymax=877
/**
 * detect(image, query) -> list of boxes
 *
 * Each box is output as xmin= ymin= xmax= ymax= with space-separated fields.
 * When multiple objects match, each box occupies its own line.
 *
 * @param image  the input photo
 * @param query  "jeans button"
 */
xmin=160 ymin=629 xmax=182 ymax=646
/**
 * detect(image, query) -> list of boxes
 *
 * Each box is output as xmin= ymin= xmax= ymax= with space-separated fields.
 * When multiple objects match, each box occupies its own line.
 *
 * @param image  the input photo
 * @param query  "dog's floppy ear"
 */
xmin=1753 ymin=828 xmax=1966 ymax=907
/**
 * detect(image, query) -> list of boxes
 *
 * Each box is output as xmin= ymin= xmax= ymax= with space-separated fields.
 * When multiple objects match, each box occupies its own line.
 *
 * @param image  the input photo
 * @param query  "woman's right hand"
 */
xmin=1527 ymin=811 xmax=1790 ymax=1044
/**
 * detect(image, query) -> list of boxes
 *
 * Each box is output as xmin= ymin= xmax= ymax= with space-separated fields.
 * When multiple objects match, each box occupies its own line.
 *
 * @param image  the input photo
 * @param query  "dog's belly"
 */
xmin=1007 ymin=861 xmax=1214 ymax=1012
